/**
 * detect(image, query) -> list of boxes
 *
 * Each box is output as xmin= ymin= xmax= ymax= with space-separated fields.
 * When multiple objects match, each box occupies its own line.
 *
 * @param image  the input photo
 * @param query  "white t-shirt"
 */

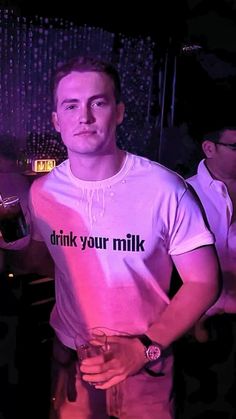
xmin=29 ymin=152 xmax=214 ymax=348
xmin=188 ymin=159 xmax=236 ymax=314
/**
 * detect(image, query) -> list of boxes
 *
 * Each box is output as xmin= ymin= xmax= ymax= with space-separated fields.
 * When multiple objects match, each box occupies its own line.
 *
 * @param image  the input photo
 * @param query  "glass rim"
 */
xmin=2 ymin=196 xmax=19 ymax=205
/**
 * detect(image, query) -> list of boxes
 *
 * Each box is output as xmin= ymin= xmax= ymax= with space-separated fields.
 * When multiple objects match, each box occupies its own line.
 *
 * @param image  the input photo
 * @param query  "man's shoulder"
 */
xmin=132 ymin=153 xmax=187 ymax=187
xmin=30 ymin=160 xmax=67 ymax=193
xmin=30 ymin=172 xmax=50 ymax=195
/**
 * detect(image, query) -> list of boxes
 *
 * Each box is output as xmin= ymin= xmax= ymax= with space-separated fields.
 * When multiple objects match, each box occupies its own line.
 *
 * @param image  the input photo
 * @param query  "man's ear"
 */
xmin=202 ymin=140 xmax=216 ymax=158
xmin=52 ymin=112 xmax=60 ymax=133
xmin=116 ymin=102 xmax=125 ymax=126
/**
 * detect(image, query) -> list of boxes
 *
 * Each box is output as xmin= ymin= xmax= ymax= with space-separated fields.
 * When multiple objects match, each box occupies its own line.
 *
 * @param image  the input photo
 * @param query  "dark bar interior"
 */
xmin=1 ymin=1 xmax=236 ymax=418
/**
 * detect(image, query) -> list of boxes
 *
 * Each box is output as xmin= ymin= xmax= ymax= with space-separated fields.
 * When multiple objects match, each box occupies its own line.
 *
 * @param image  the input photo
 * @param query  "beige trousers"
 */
xmin=50 ymin=337 xmax=174 ymax=419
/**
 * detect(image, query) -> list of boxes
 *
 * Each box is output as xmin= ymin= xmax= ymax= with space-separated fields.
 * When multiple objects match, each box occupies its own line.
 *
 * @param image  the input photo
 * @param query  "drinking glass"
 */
xmin=0 ymin=195 xmax=28 ymax=242
xmin=75 ymin=329 xmax=109 ymax=386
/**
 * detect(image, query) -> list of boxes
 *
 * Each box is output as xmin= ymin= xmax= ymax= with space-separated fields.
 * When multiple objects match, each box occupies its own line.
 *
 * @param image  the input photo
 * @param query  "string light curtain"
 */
xmin=0 ymin=9 xmax=156 ymax=160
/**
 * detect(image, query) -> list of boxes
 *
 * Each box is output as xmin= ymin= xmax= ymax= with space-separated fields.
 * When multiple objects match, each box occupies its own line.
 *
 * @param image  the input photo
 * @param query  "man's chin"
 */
xmin=70 ymin=146 xmax=102 ymax=156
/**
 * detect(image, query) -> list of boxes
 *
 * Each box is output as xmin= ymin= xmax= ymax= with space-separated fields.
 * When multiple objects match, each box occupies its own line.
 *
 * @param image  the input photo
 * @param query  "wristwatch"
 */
xmin=137 ymin=334 xmax=162 ymax=361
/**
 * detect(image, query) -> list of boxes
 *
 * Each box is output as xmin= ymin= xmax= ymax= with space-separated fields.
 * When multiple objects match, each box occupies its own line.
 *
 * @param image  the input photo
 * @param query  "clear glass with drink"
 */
xmin=0 ymin=195 xmax=29 ymax=242
xmin=75 ymin=329 xmax=109 ymax=361
xmin=75 ymin=329 xmax=110 ymax=386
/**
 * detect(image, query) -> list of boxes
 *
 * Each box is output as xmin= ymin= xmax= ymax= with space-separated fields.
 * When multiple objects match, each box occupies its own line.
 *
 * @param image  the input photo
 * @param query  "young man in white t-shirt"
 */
xmin=2 ymin=56 xmax=220 ymax=418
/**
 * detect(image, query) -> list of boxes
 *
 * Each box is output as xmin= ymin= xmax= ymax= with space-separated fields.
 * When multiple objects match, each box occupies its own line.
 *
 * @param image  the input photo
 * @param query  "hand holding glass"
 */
xmin=75 ymin=330 xmax=110 ymax=386
xmin=0 ymin=195 xmax=28 ymax=242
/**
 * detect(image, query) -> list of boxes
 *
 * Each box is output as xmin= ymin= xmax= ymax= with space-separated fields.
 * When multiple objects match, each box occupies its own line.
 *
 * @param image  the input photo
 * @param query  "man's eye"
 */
xmin=66 ymin=104 xmax=77 ymax=110
xmin=91 ymin=101 xmax=105 ymax=108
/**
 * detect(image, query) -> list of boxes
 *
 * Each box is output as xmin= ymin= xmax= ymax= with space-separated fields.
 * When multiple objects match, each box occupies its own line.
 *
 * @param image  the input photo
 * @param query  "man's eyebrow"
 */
xmin=60 ymin=94 xmax=108 ymax=107
xmin=89 ymin=94 xmax=108 ymax=100
xmin=60 ymin=98 xmax=79 ymax=106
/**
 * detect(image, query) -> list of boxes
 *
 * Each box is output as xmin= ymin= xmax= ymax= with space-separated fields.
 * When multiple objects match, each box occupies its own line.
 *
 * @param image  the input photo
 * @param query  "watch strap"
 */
xmin=137 ymin=334 xmax=152 ymax=348
xmin=137 ymin=334 xmax=164 ymax=377
xmin=144 ymin=366 xmax=165 ymax=377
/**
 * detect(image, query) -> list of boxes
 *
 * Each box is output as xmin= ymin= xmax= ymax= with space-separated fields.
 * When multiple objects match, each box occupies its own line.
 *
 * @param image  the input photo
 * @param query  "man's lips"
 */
xmin=74 ymin=131 xmax=96 ymax=136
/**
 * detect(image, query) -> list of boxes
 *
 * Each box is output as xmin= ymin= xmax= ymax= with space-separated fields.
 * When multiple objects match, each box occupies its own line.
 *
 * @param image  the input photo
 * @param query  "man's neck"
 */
xmin=205 ymin=160 xmax=235 ymax=185
xmin=204 ymin=160 xmax=236 ymax=202
xmin=68 ymin=149 xmax=126 ymax=181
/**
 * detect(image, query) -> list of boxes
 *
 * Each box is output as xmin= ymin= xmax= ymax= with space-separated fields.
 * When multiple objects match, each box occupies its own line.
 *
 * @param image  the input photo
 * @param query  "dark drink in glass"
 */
xmin=0 ymin=196 xmax=29 ymax=242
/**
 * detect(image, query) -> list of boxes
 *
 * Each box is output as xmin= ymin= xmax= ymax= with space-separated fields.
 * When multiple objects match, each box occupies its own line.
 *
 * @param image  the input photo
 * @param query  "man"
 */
xmin=3 ymin=57 xmax=219 ymax=418
xmin=188 ymin=126 xmax=236 ymax=322
xmin=0 ymin=137 xmax=31 ymax=275
xmin=0 ymin=136 xmax=53 ymax=276
xmin=179 ymin=126 xmax=236 ymax=416
xmin=187 ymin=126 xmax=236 ymax=343
xmin=0 ymin=137 xmax=54 ymax=419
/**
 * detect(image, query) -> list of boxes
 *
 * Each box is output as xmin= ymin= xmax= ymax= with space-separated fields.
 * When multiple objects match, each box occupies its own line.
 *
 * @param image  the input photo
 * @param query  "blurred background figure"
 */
xmin=0 ymin=135 xmax=31 ymax=276
xmin=0 ymin=134 xmax=54 ymax=276
xmin=0 ymin=135 xmax=54 ymax=419
xmin=174 ymin=124 xmax=236 ymax=419
xmin=0 ymin=135 xmax=30 ymax=200
xmin=188 ymin=125 xmax=236 ymax=328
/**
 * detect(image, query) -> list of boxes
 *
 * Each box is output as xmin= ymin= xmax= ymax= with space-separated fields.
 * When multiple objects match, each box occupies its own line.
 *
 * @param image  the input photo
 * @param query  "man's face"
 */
xmin=52 ymin=71 xmax=124 ymax=158
xmin=204 ymin=130 xmax=236 ymax=178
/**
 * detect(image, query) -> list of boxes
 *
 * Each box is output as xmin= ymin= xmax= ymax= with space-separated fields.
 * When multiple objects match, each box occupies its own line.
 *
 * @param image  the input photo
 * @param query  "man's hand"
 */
xmin=191 ymin=316 xmax=210 ymax=343
xmin=79 ymin=334 xmax=146 ymax=389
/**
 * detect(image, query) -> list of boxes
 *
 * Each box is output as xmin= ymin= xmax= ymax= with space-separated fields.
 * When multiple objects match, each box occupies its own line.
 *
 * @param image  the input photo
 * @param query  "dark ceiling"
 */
xmin=0 ymin=1 xmax=187 ymax=49
xmin=1 ymin=0 xmax=236 ymax=52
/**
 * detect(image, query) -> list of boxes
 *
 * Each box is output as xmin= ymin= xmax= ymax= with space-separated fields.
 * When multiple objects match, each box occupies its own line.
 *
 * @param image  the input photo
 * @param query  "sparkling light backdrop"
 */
xmin=0 ymin=9 xmax=157 ymax=161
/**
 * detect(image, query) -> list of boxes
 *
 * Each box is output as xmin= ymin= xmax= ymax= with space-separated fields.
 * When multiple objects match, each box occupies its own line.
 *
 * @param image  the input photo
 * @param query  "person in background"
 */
xmin=0 ymin=135 xmax=30 ymax=214
xmin=188 ymin=125 xmax=236 ymax=334
xmin=173 ymin=125 xmax=236 ymax=416
xmin=0 ymin=136 xmax=31 ymax=275
xmin=0 ymin=135 xmax=53 ymax=276
xmin=2 ymin=56 xmax=220 ymax=418
xmin=0 ymin=135 xmax=54 ymax=419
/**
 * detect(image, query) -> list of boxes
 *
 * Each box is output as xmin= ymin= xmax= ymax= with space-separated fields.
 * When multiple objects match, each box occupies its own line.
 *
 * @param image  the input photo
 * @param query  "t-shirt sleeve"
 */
xmin=168 ymin=187 xmax=215 ymax=255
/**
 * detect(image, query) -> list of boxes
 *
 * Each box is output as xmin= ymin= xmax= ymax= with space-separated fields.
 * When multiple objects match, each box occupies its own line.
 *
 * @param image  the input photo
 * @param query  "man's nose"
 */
xmin=78 ymin=105 xmax=93 ymax=123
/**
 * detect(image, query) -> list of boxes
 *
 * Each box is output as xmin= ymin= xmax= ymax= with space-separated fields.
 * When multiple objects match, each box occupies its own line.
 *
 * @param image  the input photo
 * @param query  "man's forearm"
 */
xmin=146 ymin=281 xmax=219 ymax=348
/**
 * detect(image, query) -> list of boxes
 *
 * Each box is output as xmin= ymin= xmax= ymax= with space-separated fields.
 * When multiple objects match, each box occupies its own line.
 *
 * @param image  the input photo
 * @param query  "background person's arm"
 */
xmin=0 ymin=232 xmax=30 ymax=250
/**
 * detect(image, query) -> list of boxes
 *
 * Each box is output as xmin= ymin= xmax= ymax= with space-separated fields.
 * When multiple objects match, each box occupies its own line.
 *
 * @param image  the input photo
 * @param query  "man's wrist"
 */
xmin=135 ymin=336 xmax=149 ymax=365
xmin=136 ymin=334 xmax=162 ymax=362
xmin=135 ymin=335 xmax=165 ymax=377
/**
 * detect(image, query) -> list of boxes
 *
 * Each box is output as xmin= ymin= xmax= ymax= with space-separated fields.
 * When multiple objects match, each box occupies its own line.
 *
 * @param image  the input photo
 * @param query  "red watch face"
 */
xmin=146 ymin=344 xmax=161 ymax=361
